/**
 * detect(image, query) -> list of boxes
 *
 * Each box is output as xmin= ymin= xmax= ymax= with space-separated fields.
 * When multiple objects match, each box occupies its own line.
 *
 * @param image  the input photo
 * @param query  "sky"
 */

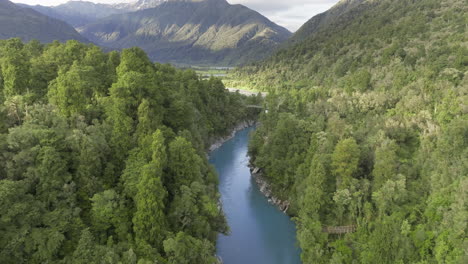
xmin=11 ymin=0 xmax=340 ymax=31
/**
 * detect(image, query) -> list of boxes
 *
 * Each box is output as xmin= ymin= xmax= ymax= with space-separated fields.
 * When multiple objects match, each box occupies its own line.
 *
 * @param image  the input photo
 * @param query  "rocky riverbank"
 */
xmin=208 ymin=121 xmax=290 ymax=213
xmin=208 ymin=120 xmax=256 ymax=152
xmin=249 ymin=165 xmax=291 ymax=213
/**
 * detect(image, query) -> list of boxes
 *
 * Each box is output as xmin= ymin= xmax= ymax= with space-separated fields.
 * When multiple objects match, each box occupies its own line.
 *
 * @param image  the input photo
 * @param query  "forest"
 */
xmin=0 ymin=38 xmax=261 ymax=263
xmin=234 ymin=0 xmax=467 ymax=263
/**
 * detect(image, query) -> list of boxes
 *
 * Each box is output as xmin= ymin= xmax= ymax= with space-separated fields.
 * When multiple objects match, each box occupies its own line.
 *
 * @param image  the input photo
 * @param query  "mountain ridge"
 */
xmin=79 ymin=0 xmax=292 ymax=65
xmin=286 ymin=0 xmax=366 ymax=46
xmin=0 ymin=0 xmax=88 ymax=43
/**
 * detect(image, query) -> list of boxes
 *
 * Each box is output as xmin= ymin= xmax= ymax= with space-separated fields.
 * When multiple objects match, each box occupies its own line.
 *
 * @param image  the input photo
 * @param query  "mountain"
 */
xmin=24 ymin=1 xmax=126 ymax=28
xmin=233 ymin=0 xmax=467 ymax=263
xmin=25 ymin=0 xmax=164 ymax=28
xmin=286 ymin=0 xmax=365 ymax=46
xmin=0 ymin=0 xmax=88 ymax=43
xmin=79 ymin=0 xmax=292 ymax=65
xmin=113 ymin=0 xmax=164 ymax=11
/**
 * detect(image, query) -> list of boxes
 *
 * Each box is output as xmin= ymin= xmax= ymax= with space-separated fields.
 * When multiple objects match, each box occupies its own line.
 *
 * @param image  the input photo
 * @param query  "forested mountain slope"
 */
xmin=286 ymin=0 xmax=364 ymax=46
xmin=0 ymin=38 xmax=260 ymax=263
xmin=235 ymin=0 xmax=467 ymax=262
xmin=0 ymin=0 xmax=88 ymax=43
xmin=79 ymin=0 xmax=292 ymax=65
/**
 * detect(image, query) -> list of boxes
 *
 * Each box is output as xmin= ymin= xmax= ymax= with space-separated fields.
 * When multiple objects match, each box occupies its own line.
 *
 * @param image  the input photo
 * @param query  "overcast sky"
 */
xmin=11 ymin=0 xmax=340 ymax=31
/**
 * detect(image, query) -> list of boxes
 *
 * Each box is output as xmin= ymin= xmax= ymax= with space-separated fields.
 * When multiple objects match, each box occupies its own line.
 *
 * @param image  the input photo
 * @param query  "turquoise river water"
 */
xmin=209 ymin=127 xmax=301 ymax=264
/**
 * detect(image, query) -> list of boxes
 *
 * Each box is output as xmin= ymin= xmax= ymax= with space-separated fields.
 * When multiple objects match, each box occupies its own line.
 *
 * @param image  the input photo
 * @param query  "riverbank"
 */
xmin=249 ymin=165 xmax=291 ymax=213
xmin=210 ymin=127 xmax=301 ymax=264
xmin=209 ymin=120 xmax=292 ymax=214
xmin=208 ymin=120 xmax=257 ymax=153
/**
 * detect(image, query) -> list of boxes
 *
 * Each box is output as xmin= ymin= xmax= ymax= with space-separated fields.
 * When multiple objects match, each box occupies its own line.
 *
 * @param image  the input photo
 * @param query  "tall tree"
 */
xmin=48 ymin=62 xmax=97 ymax=117
xmin=0 ymin=39 xmax=30 ymax=98
xmin=332 ymin=138 xmax=360 ymax=189
xmin=372 ymin=138 xmax=399 ymax=191
xmin=163 ymin=232 xmax=216 ymax=264
xmin=167 ymin=137 xmax=203 ymax=193
xmin=132 ymin=130 xmax=168 ymax=254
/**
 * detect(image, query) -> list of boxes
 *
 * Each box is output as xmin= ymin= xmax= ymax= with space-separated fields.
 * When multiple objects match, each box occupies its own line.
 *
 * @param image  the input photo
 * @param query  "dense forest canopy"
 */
xmin=233 ymin=0 xmax=467 ymax=263
xmin=0 ymin=38 xmax=261 ymax=263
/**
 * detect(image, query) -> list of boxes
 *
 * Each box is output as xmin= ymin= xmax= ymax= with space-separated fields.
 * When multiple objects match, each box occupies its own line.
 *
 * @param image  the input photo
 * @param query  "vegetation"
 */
xmin=239 ymin=0 xmax=467 ymax=262
xmin=0 ymin=38 xmax=261 ymax=263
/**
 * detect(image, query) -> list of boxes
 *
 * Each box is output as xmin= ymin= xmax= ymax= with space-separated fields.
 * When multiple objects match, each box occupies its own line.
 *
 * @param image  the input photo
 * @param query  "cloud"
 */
xmin=229 ymin=0 xmax=340 ymax=31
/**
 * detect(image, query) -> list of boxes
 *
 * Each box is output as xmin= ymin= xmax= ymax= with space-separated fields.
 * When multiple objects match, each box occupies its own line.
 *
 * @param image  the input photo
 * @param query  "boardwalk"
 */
xmin=322 ymin=225 xmax=357 ymax=234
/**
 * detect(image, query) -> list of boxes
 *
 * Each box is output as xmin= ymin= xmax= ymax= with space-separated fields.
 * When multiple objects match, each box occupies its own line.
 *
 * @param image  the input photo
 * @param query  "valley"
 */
xmin=0 ymin=0 xmax=466 ymax=263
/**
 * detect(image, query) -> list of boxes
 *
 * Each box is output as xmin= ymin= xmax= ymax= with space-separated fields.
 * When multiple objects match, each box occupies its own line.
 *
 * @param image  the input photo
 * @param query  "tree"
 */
xmin=372 ymin=174 xmax=407 ymax=218
xmin=133 ymin=130 xmax=168 ymax=254
xmin=90 ymin=190 xmax=130 ymax=243
xmin=0 ymin=180 xmax=42 ymax=263
xmin=133 ymin=164 xmax=168 ymax=254
xmin=167 ymin=137 xmax=203 ymax=193
xmin=0 ymin=38 xmax=30 ymax=98
xmin=136 ymin=99 xmax=163 ymax=147
xmin=332 ymin=138 xmax=360 ymax=189
xmin=35 ymin=146 xmax=73 ymax=208
xmin=163 ymin=232 xmax=216 ymax=264
xmin=121 ymin=148 xmax=148 ymax=199
xmin=47 ymin=62 xmax=97 ymax=117
xmin=168 ymin=182 xmax=217 ymax=239
xmin=116 ymin=47 xmax=154 ymax=77
xmin=372 ymin=139 xmax=399 ymax=191
xmin=71 ymin=228 xmax=119 ymax=264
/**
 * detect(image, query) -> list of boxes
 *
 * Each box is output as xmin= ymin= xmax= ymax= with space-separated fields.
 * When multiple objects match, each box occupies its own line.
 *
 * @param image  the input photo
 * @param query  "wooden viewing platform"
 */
xmin=322 ymin=225 xmax=357 ymax=234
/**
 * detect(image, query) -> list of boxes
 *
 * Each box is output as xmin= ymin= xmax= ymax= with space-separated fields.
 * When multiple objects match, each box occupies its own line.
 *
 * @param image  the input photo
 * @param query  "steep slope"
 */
xmin=79 ymin=0 xmax=292 ymax=65
xmin=286 ymin=0 xmax=365 ymax=46
xmin=0 ymin=39 xmax=261 ymax=264
xmin=25 ymin=0 xmax=164 ymax=28
xmin=113 ymin=0 xmax=164 ymax=11
xmin=234 ymin=0 xmax=467 ymax=263
xmin=25 ymin=1 xmax=126 ymax=28
xmin=0 ymin=0 xmax=88 ymax=43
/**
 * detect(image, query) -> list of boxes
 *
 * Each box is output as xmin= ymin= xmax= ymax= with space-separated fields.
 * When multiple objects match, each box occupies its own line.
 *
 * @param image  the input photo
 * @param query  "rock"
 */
xmin=208 ymin=120 xmax=256 ymax=152
xmin=250 ymin=164 xmax=290 ymax=213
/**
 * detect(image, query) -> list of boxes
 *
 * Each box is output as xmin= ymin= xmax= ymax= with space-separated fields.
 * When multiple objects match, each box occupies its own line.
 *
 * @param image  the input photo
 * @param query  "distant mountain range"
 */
xmin=24 ymin=0 xmax=164 ymax=28
xmin=78 ymin=0 xmax=292 ymax=65
xmin=0 ymin=0 xmax=87 ymax=43
xmin=2 ymin=0 xmax=291 ymax=66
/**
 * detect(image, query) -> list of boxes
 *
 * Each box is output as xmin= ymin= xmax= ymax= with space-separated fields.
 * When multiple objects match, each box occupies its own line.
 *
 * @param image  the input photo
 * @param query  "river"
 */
xmin=209 ymin=127 xmax=301 ymax=264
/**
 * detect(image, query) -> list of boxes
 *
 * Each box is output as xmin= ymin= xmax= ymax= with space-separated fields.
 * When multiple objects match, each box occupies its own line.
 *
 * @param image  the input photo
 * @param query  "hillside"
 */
xmin=0 ymin=38 xmax=261 ymax=263
xmin=79 ymin=0 xmax=292 ymax=66
xmin=235 ymin=0 xmax=467 ymax=262
xmin=24 ymin=1 xmax=125 ymax=28
xmin=0 ymin=0 xmax=88 ymax=43
xmin=286 ymin=0 xmax=365 ymax=46
xmin=26 ymin=0 xmax=163 ymax=28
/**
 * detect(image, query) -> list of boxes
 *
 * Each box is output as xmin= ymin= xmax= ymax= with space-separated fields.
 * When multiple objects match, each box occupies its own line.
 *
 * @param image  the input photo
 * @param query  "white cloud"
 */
xmin=11 ymin=0 xmax=340 ymax=31
xmin=228 ymin=0 xmax=339 ymax=31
